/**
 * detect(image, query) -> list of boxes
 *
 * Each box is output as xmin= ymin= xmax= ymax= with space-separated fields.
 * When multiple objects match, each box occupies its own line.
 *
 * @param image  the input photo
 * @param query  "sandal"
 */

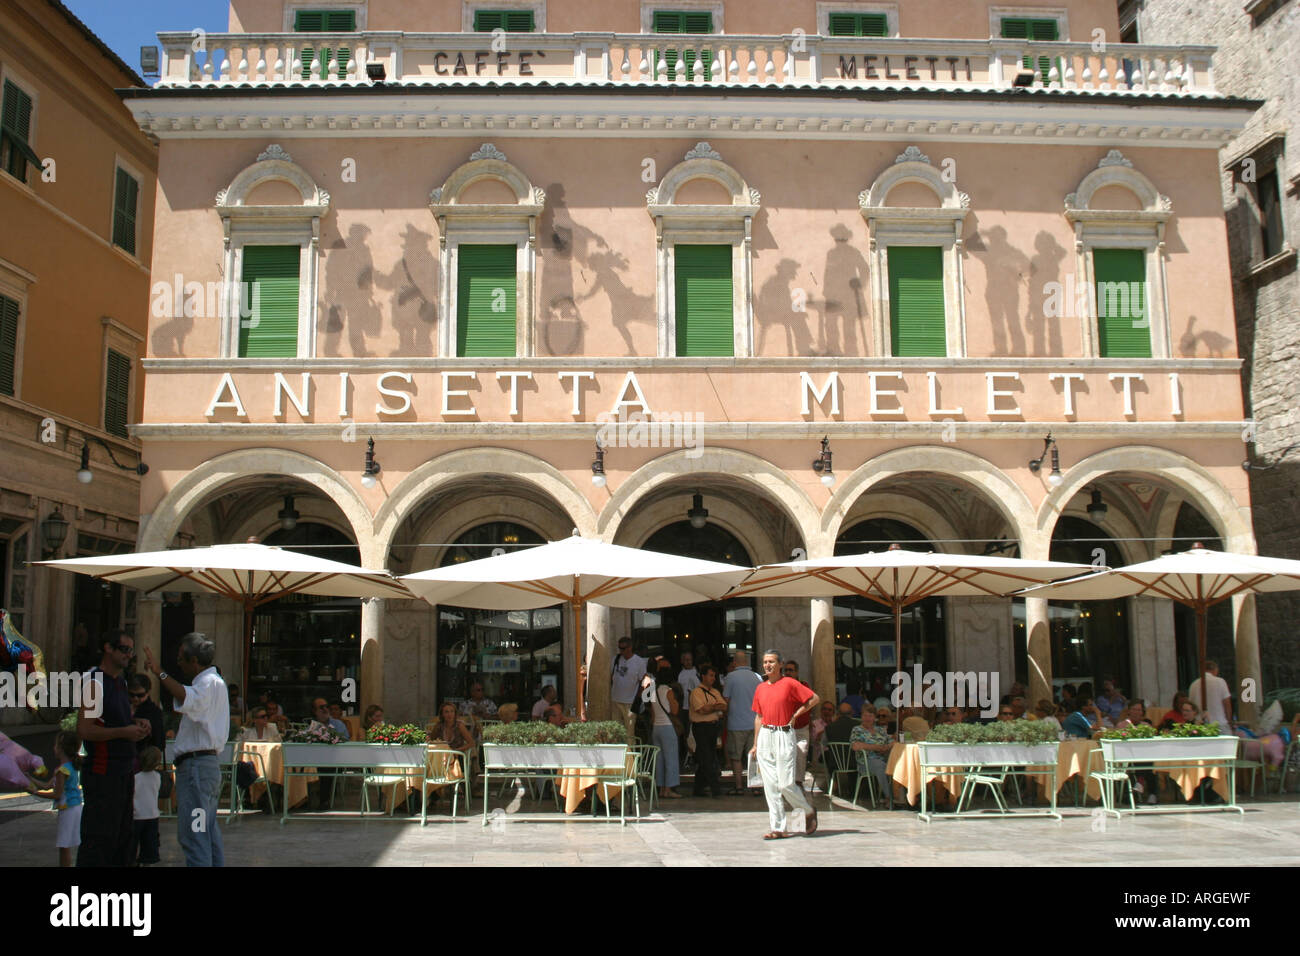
xmin=762 ymin=831 xmax=789 ymax=840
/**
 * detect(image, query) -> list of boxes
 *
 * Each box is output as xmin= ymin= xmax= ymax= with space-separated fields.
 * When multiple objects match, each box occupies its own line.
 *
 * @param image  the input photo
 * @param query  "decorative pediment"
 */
xmin=215 ymin=145 xmax=330 ymax=221
xmin=646 ymin=145 xmax=759 ymax=217
xmin=859 ymin=147 xmax=969 ymax=222
xmin=429 ymin=143 xmax=544 ymax=219
xmin=1065 ymin=151 xmax=1172 ymax=222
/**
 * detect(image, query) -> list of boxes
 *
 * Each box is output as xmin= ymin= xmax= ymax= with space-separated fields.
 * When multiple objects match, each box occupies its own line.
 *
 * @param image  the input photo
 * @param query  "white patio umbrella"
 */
xmin=1018 ymin=545 xmax=1300 ymax=712
xmin=723 ymin=544 xmax=1093 ymax=673
xmin=401 ymin=534 xmax=751 ymax=719
xmin=40 ymin=542 xmax=411 ymax=690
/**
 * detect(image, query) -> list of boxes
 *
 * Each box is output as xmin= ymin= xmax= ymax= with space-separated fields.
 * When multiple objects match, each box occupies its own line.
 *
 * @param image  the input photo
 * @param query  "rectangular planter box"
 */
xmin=918 ymin=742 xmax=1059 ymax=766
xmin=482 ymin=743 xmax=627 ymax=770
xmin=1101 ymin=736 xmax=1237 ymax=763
xmin=281 ymin=743 xmax=427 ymax=767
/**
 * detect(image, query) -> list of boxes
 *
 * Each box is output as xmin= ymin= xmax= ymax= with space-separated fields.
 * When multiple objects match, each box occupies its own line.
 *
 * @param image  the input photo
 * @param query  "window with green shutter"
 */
xmin=1093 ymin=248 xmax=1150 ymax=358
xmin=888 ymin=246 xmax=946 ymax=357
xmin=1 ymin=80 xmax=39 ymax=183
xmin=104 ymin=348 xmax=131 ymax=438
xmin=0 ymin=294 xmax=18 ymax=397
xmin=675 ymin=245 xmax=733 ymax=357
xmin=653 ymin=11 xmax=715 ymax=82
xmin=1001 ymin=17 xmax=1061 ymax=85
xmin=112 ymin=167 xmax=139 ymax=255
xmin=239 ymin=245 xmax=301 ymax=358
xmin=474 ymin=10 xmax=536 ymax=32
xmin=457 ymin=245 xmax=517 ymax=357
xmin=295 ymin=9 xmax=357 ymax=79
xmin=827 ymin=13 xmax=889 ymax=37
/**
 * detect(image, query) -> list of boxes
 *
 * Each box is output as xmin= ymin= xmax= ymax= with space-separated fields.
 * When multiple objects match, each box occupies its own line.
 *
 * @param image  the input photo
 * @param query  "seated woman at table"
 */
xmin=1062 ymin=697 xmax=1101 ymax=739
xmin=849 ymin=707 xmax=892 ymax=800
xmin=430 ymin=703 xmax=475 ymax=753
xmin=238 ymin=706 xmax=281 ymax=742
xmin=364 ymin=704 xmax=385 ymax=732
xmin=1034 ymin=699 xmax=1062 ymax=732
xmin=1161 ymin=698 xmax=1200 ymax=731
xmin=263 ymin=698 xmax=290 ymax=733
xmin=497 ymin=703 xmax=519 ymax=724
xmin=1113 ymin=699 xmax=1158 ymax=804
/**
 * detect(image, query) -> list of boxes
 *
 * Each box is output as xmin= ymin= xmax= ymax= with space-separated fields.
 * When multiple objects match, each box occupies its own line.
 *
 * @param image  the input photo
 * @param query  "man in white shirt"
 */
xmin=144 ymin=632 xmax=229 ymax=867
xmin=677 ymin=651 xmax=701 ymax=701
xmin=609 ymin=638 xmax=647 ymax=738
xmin=1188 ymin=661 xmax=1233 ymax=730
xmin=722 ymin=651 xmax=762 ymax=792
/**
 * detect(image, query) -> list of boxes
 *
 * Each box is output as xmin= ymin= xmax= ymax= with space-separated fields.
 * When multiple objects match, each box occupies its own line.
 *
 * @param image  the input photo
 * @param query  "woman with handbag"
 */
xmin=642 ymin=658 xmax=683 ymax=799
xmin=689 ymin=665 xmax=727 ymax=797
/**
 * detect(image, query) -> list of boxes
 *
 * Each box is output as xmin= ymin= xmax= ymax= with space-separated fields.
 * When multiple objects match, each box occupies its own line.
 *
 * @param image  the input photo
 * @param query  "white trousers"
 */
xmin=794 ymin=726 xmax=810 ymax=783
xmin=757 ymin=726 xmax=812 ymax=832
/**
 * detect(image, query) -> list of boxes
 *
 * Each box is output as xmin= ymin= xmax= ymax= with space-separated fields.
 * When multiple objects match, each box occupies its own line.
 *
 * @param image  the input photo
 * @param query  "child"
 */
xmin=133 ymin=746 xmax=162 ymax=866
xmin=32 ymin=730 xmax=81 ymax=867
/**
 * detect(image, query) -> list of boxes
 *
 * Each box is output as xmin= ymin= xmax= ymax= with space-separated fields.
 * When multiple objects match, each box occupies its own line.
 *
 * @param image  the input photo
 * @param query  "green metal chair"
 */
xmin=956 ymin=768 xmax=1010 ymax=813
xmin=422 ymin=748 xmax=471 ymax=820
xmin=600 ymin=748 xmax=645 ymax=823
xmin=631 ymin=744 xmax=660 ymax=812
xmin=1278 ymin=731 xmax=1299 ymax=794
xmin=850 ymin=754 xmax=891 ymax=810
xmin=1235 ymin=737 xmax=1266 ymax=798
xmin=823 ymin=743 xmax=857 ymax=802
xmin=232 ymin=746 xmax=275 ymax=818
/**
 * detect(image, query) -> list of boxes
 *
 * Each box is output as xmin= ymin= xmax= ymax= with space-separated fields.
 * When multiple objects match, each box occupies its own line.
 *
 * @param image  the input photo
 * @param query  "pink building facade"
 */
xmin=121 ymin=0 xmax=1259 ymax=723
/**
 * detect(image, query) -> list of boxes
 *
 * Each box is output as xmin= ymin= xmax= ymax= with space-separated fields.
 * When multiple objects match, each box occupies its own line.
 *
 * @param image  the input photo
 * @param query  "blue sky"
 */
xmin=64 ymin=0 xmax=231 ymax=76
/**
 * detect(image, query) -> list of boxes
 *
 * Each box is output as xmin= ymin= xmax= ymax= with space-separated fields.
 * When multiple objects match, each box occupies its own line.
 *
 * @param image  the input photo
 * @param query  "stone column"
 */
xmin=361 ymin=597 xmax=385 ymax=718
xmin=1232 ymin=593 xmax=1260 ymax=724
xmin=586 ymin=602 xmax=611 ymax=719
xmin=136 ymin=595 xmax=163 ymax=698
xmin=810 ymin=598 xmax=835 ymax=707
xmin=1024 ymin=597 xmax=1052 ymax=707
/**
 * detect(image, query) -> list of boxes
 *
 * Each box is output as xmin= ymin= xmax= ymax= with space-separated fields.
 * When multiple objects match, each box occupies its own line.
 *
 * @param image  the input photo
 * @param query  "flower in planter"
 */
xmin=365 ymin=722 xmax=428 ymax=745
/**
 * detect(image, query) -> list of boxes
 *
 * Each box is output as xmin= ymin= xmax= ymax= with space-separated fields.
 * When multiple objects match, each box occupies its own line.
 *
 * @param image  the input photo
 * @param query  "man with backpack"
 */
xmin=609 ymin=637 xmax=647 ymax=739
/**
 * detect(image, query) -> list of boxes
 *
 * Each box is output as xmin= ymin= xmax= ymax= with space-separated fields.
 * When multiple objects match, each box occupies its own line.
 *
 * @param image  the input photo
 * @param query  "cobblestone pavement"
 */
xmin=4 ymin=787 xmax=1297 ymax=867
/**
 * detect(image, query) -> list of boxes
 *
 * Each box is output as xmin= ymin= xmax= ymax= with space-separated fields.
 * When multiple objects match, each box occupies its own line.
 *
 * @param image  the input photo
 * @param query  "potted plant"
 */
xmin=920 ymin=719 xmax=1060 ymax=766
xmin=366 ymin=723 xmax=428 ymax=745
xmin=1099 ymin=721 xmax=1236 ymax=762
xmin=482 ymin=720 xmax=628 ymax=769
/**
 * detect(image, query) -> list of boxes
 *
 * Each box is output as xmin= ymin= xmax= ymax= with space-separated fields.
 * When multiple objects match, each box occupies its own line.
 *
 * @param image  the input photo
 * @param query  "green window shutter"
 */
xmin=828 ymin=13 xmax=889 ymax=36
xmin=675 ymin=245 xmax=733 ymax=357
xmin=1 ymin=80 xmax=38 ymax=182
xmin=239 ymin=245 xmax=301 ymax=358
xmin=1001 ymin=17 xmax=1060 ymax=84
xmin=475 ymin=10 xmax=535 ymax=32
xmin=888 ymin=246 xmax=946 ymax=357
xmin=457 ymin=245 xmax=517 ymax=357
xmin=653 ymin=11 xmax=713 ymax=81
xmin=104 ymin=348 xmax=131 ymax=438
xmin=1093 ymin=248 xmax=1151 ymax=358
xmin=295 ymin=10 xmax=355 ymax=78
xmin=112 ymin=168 xmax=139 ymax=255
xmin=0 ymin=295 xmax=18 ymax=397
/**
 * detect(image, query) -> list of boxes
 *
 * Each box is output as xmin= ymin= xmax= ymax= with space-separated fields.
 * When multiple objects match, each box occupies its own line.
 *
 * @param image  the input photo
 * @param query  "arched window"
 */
xmin=1064 ymin=150 xmax=1174 ymax=358
xmin=216 ymin=144 xmax=330 ymax=358
xmin=646 ymin=142 xmax=760 ymax=357
xmin=859 ymin=146 xmax=970 ymax=357
xmin=430 ymin=144 xmax=545 ymax=357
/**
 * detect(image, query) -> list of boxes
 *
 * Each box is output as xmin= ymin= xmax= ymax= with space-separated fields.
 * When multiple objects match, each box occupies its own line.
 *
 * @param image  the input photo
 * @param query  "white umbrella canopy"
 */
xmin=401 ymin=534 xmax=751 ymax=719
xmin=40 ymin=542 xmax=411 ymax=689
xmin=724 ymin=545 xmax=1093 ymax=671
xmin=1018 ymin=545 xmax=1300 ymax=712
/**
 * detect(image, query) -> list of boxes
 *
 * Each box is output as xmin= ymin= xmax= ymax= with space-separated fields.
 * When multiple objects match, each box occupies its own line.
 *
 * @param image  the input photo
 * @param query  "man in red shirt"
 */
xmin=750 ymin=649 xmax=820 ymax=839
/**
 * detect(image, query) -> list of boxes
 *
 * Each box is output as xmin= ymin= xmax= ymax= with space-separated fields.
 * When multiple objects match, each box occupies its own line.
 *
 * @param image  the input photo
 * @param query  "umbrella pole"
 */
xmin=573 ymin=598 xmax=586 ymax=722
xmin=894 ymin=600 xmax=903 ymax=678
xmin=1196 ymin=602 xmax=1208 ymax=715
xmin=243 ymin=600 xmax=253 ymax=702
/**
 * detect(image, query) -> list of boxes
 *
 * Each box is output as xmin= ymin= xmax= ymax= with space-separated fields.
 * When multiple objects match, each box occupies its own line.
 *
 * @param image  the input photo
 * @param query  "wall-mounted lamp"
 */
xmin=41 ymin=508 xmax=70 ymax=557
xmin=75 ymin=437 xmax=148 ymax=485
xmin=811 ymin=436 xmax=835 ymax=487
xmin=687 ymin=491 xmax=709 ymax=530
xmin=1086 ymin=487 xmax=1108 ymax=523
xmin=590 ymin=442 xmax=606 ymax=487
xmin=361 ymin=437 xmax=381 ymax=489
xmin=1028 ymin=433 xmax=1062 ymax=487
xmin=277 ymin=494 xmax=300 ymax=531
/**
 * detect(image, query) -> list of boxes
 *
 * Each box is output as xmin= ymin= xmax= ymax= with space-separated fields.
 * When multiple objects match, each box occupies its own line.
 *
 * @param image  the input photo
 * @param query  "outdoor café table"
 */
xmin=915 ymin=741 xmax=1062 ymax=821
xmin=382 ymin=746 xmax=465 ymax=809
xmin=482 ymin=743 xmax=630 ymax=824
xmin=886 ymin=743 xmax=964 ymax=807
xmin=556 ymin=751 xmax=637 ymax=814
xmin=237 ymin=740 xmax=313 ymax=810
xmin=1026 ymin=739 xmax=1102 ymax=802
xmin=1097 ymin=736 xmax=1239 ymax=816
xmin=279 ymin=743 xmax=429 ymax=823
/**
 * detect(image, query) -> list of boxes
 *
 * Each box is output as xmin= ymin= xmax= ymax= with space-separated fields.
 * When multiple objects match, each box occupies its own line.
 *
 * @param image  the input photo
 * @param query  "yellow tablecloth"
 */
xmin=240 ymin=740 xmax=313 ymax=809
xmin=342 ymin=716 xmax=363 ymax=742
xmin=1026 ymin=739 xmax=1102 ymax=800
xmin=1161 ymin=763 xmax=1230 ymax=801
xmin=556 ymin=755 xmax=636 ymax=814
xmin=886 ymin=743 xmax=963 ymax=806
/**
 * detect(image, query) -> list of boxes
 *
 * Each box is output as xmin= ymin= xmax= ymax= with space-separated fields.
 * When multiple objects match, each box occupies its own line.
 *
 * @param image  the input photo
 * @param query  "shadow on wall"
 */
xmin=981 ymin=225 xmax=1028 ymax=356
xmin=1178 ymin=316 xmax=1233 ymax=358
xmin=539 ymin=183 xmax=653 ymax=356
xmin=378 ymin=224 xmax=438 ymax=355
xmin=322 ymin=223 xmax=383 ymax=357
xmin=1028 ymin=231 xmax=1066 ymax=356
xmin=756 ymin=257 xmax=811 ymax=354
xmin=815 ymin=223 xmax=869 ymax=357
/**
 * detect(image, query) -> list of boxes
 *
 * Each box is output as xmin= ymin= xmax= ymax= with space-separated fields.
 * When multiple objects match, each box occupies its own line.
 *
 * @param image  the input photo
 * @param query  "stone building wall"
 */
xmin=1136 ymin=0 xmax=1300 ymax=689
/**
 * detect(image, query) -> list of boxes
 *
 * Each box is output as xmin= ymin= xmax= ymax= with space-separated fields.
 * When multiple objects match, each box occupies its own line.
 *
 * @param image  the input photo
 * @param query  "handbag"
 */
xmin=654 ymin=684 xmax=684 ymax=736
